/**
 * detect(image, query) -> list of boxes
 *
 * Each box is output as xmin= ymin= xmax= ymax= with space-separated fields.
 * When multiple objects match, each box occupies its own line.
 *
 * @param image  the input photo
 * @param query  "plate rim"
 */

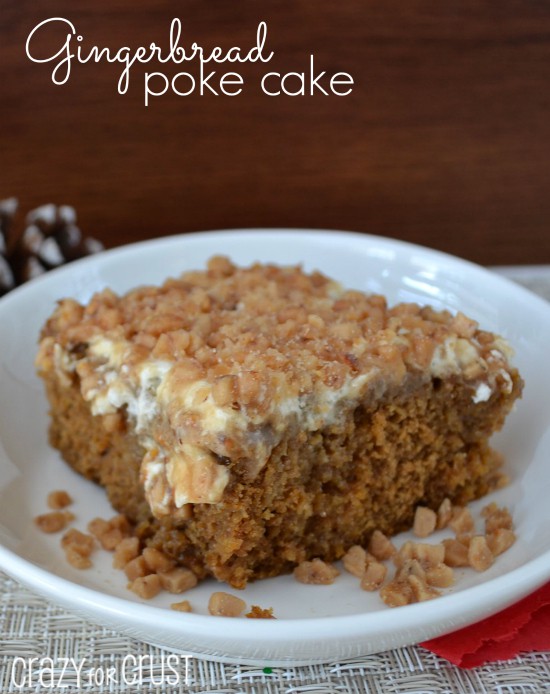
xmin=2 ymin=227 xmax=549 ymax=315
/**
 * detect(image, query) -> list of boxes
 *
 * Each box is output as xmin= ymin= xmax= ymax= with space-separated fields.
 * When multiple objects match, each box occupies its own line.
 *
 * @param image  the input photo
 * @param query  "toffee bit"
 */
xmin=293 ymin=558 xmax=340 ymax=585
xmin=449 ymin=506 xmax=475 ymax=535
xmin=158 ymin=568 xmax=198 ymax=594
xmin=208 ymin=592 xmax=246 ymax=617
xmin=368 ymin=530 xmax=396 ymax=561
xmin=468 ymin=535 xmax=494 ymax=572
xmin=47 ymin=490 xmax=73 ymax=510
xmin=360 ymin=560 xmax=387 ymax=591
xmin=61 ymin=528 xmax=95 ymax=570
xmin=34 ymin=510 xmax=74 ymax=533
xmin=342 ymin=545 xmax=370 ymax=578
xmin=442 ymin=538 xmax=470 ymax=567
xmin=413 ymin=506 xmax=437 ymax=538
xmin=486 ymin=528 xmax=516 ymax=556
xmin=128 ymin=574 xmax=161 ymax=599
xmin=245 ymin=605 xmax=276 ymax=619
xmin=436 ymin=498 xmax=452 ymax=529
xmin=171 ymin=600 xmax=192 ymax=613
xmin=112 ymin=537 xmax=140 ymax=569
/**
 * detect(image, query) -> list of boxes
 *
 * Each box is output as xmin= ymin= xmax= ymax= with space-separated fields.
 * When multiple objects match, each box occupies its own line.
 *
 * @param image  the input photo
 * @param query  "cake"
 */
xmin=35 ymin=256 xmax=523 ymax=588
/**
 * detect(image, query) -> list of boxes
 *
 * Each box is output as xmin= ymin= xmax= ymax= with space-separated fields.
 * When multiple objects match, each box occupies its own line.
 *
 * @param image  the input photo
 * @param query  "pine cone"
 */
xmin=0 ymin=198 xmax=18 ymax=296
xmin=0 ymin=198 xmax=104 ymax=296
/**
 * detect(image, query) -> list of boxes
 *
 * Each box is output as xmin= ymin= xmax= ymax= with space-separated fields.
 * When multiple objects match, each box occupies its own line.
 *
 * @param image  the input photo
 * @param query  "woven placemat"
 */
xmin=2 ymin=572 xmax=550 ymax=694
xmin=1 ymin=265 xmax=549 ymax=694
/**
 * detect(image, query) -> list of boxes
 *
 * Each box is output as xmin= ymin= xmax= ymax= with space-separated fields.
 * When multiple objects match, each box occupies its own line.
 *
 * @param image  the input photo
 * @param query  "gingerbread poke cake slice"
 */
xmin=35 ymin=256 xmax=522 ymax=588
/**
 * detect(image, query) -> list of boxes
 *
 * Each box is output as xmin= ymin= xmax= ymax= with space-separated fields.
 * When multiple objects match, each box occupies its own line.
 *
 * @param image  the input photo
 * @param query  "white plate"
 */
xmin=1 ymin=229 xmax=549 ymax=666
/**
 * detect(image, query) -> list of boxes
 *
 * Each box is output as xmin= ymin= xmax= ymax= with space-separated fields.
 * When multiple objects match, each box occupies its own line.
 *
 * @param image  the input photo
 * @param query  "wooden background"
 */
xmin=2 ymin=1 xmax=550 ymax=266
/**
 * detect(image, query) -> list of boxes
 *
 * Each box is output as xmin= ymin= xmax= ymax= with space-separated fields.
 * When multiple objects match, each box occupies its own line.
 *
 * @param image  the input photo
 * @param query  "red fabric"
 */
xmin=420 ymin=582 xmax=550 ymax=668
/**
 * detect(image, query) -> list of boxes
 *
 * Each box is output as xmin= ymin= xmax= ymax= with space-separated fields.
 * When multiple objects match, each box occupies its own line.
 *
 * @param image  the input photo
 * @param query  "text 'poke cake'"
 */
xmin=36 ymin=256 xmax=522 ymax=588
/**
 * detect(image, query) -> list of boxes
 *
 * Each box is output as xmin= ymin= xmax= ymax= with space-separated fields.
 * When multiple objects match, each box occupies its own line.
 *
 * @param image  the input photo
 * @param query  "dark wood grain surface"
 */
xmin=2 ymin=1 xmax=550 ymax=265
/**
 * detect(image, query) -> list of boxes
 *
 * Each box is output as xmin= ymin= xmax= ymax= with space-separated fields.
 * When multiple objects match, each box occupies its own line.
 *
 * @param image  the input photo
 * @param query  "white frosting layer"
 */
xmin=64 ymin=327 xmax=514 ymax=517
xmin=430 ymin=335 xmax=513 ymax=396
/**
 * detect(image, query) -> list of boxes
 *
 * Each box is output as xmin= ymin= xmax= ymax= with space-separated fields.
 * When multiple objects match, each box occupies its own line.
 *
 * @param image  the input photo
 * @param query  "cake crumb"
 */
xmin=47 ymin=490 xmax=73 ymax=510
xmin=35 ymin=510 xmax=74 ymax=533
xmin=246 ymin=605 xmax=276 ymax=619
xmin=208 ymin=592 xmax=246 ymax=617
xmin=171 ymin=600 xmax=192 ymax=612
xmin=293 ymin=558 xmax=340 ymax=585
xmin=413 ymin=506 xmax=437 ymax=538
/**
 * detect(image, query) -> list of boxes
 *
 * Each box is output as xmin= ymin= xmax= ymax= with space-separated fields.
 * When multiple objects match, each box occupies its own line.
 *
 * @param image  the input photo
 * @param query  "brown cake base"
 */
xmin=42 ymin=366 xmax=521 ymax=589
